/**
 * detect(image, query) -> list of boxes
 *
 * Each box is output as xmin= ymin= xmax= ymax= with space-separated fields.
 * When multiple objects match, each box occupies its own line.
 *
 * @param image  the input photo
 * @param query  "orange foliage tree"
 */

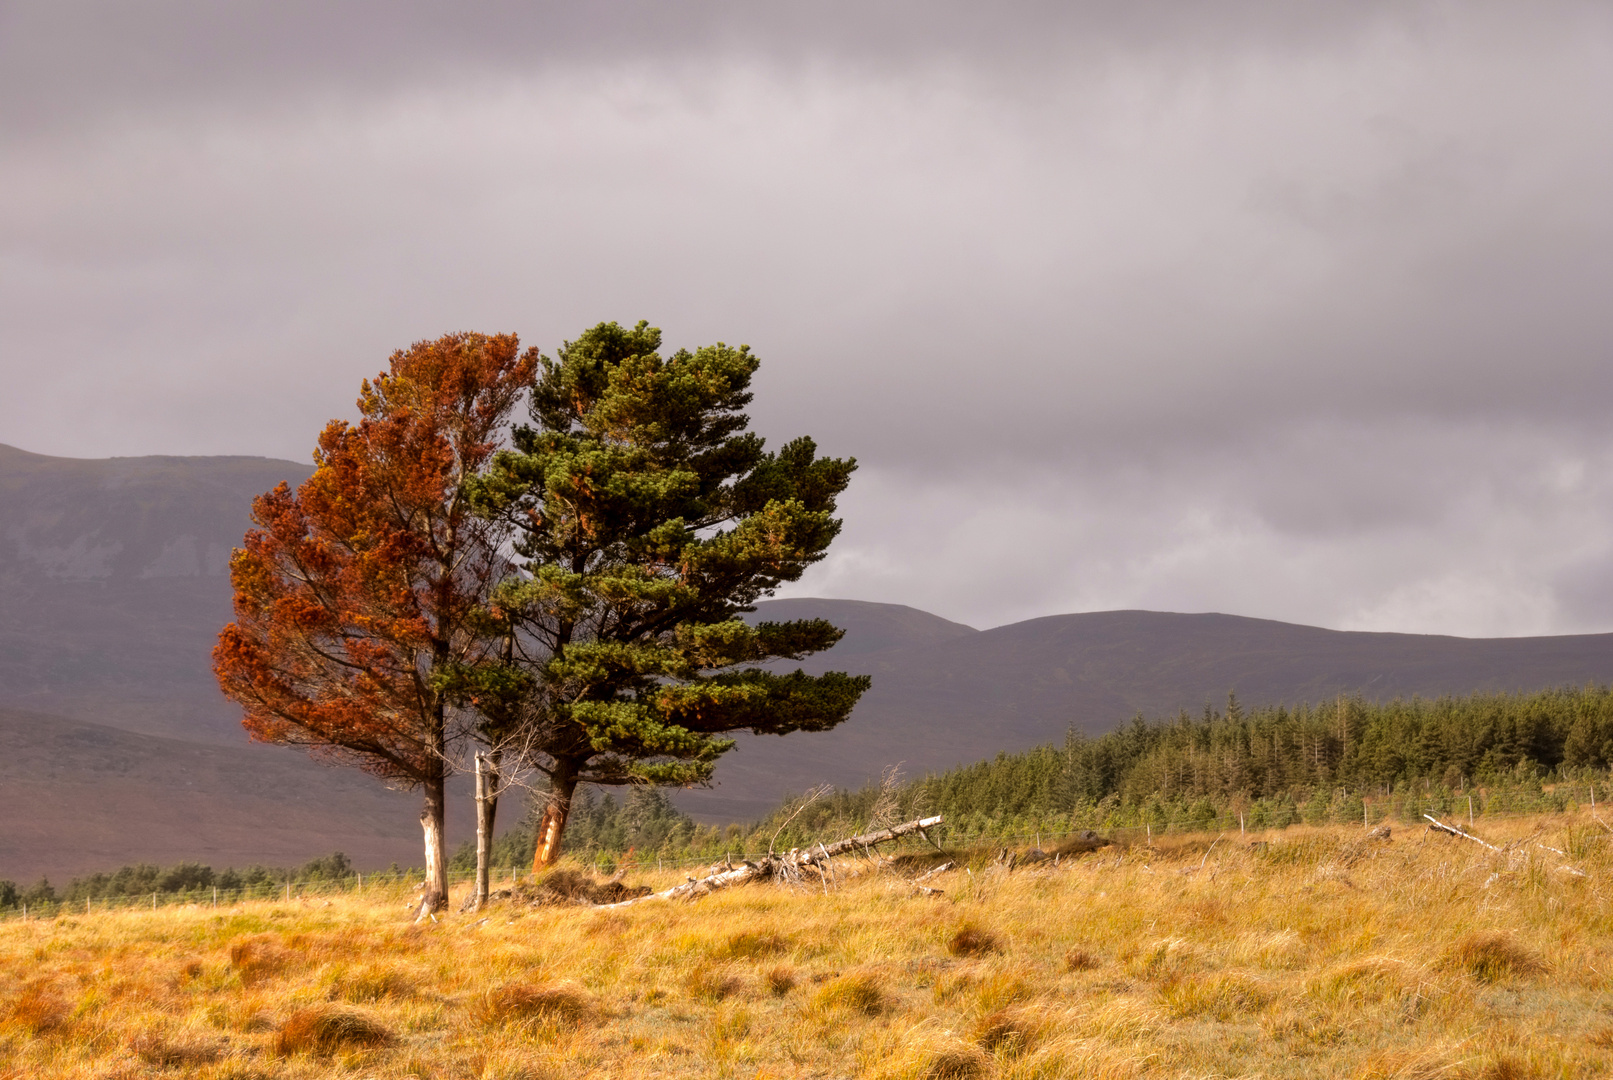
xmin=213 ymin=333 xmax=536 ymax=916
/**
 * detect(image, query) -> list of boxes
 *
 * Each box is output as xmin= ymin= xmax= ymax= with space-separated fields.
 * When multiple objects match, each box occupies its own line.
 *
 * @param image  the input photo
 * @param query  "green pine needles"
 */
xmin=461 ymin=320 xmax=869 ymax=864
xmin=740 ymin=685 xmax=1613 ymax=853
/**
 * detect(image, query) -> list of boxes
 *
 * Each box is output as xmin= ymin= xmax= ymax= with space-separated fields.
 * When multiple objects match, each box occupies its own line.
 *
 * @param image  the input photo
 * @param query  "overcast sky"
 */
xmin=3 ymin=2 xmax=1611 ymax=637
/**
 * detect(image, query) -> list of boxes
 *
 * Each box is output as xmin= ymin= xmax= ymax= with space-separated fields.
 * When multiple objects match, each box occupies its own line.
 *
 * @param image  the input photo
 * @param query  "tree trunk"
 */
xmin=473 ymin=752 xmax=500 ymax=909
xmin=416 ymin=769 xmax=449 ymax=920
xmin=532 ymin=766 xmax=577 ymax=873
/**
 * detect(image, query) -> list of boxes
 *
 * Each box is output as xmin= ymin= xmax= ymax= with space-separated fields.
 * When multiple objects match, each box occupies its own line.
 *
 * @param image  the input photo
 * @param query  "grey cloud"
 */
xmin=2 ymin=2 xmax=1611 ymax=635
xmin=790 ymin=420 xmax=1613 ymax=637
xmin=0 ymin=1 xmax=1455 ymax=125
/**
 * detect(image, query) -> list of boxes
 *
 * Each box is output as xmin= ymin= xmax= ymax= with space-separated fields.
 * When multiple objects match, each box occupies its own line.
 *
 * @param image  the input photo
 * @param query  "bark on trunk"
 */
xmin=473 ymin=752 xmax=500 ymax=909
xmin=415 ymin=769 xmax=449 ymax=921
xmin=532 ymin=767 xmax=578 ymax=873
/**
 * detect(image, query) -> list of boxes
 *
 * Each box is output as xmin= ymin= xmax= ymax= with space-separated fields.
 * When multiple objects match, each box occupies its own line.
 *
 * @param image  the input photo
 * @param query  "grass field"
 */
xmin=4 ymin=814 xmax=1613 ymax=1078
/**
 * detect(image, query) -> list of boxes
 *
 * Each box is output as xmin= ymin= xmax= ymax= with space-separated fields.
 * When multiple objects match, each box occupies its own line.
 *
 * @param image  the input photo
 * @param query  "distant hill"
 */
xmin=0 ymin=706 xmax=422 ymax=884
xmin=5 ymin=442 xmax=1613 ymax=860
xmin=681 ymin=604 xmax=1613 ymax=820
xmin=0 ymin=443 xmax=313 ymax=743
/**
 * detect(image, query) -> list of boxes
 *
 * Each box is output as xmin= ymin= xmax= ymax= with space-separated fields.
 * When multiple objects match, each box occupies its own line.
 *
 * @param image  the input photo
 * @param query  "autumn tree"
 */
xmin=213 ymin=332 xmax=536 ymax=917
xmin=462 ymin=320 xmax=869 ymax=869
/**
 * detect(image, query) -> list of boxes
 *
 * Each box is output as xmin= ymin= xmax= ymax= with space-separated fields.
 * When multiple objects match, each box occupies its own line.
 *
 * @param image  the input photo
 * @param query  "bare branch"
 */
xmin=769 ymin=783 xmax=832 ymax=857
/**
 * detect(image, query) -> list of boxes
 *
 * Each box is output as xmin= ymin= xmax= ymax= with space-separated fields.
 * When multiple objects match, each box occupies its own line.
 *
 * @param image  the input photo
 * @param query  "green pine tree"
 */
xmin=464 ymin=321 xmax=869 ymax=867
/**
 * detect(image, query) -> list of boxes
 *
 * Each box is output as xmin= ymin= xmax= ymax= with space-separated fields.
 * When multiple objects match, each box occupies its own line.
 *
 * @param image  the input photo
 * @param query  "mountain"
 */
xmin=6 ymin=442 xmax=1613 ymax=860
xmin=678 ymin=604 xmax=1613 ymax=820
xmin=0 ymin=445 xmax=442 ymax=884
xmin=0 ymin=706 xmax=423 ymax=884
xmin=0 ymin=443 xmax=313 ymax=743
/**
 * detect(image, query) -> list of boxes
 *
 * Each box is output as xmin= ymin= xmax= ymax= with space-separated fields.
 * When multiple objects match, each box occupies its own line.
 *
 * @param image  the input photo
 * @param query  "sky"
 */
xmin=3 ymin=2 xmax=1612 ymax=638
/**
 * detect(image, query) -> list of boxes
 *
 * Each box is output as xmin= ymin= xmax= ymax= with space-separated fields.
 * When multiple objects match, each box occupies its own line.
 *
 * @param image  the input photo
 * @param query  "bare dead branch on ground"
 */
xmin=600 ymin=815 xmax=945 ymax=908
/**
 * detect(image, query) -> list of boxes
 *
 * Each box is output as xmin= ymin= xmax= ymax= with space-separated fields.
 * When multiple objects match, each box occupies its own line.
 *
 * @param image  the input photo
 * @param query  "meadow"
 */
xmin=4 ymin=814 xmax=1613 ymax=1079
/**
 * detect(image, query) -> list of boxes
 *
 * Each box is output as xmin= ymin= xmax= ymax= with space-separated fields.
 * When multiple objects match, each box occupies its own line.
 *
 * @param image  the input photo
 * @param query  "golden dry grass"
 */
xmin=5 ymin=814 xmax=1613 ymax=1077
xmin=271 ymin=1004 xmax=394 ymax=1057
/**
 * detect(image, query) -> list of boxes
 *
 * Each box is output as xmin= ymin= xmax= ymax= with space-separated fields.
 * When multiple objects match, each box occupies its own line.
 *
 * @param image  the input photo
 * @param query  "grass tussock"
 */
xmin=1439 ymin=932 xmax=1548 ymax=984
xmin=972 ymin=1006 xmax=1044 ymax=1055
xmin=4 ymin=814 xmax=1613 ymax=1077
xmin=1063 ymin=945 xmax=1102 ymax=971
xmin=2 ymin=983 xmax=70 ymax=1036
xmin=972 ymin=969 xmax=1035 ymax=1013
xmin=684 ymin=965 xmax=743 ymax=1001
xmin=947 ymin=923 xmax=1001 ymax=957
xmin=764 ymin=964 xmax=797 ymax=995
xmin=918 ymin=1043 xmax=990 ymax=1079
xmin=129 ymin=1029 xmax=226 ymax=1067
xmin=270 ymin=1005 xmax=393 ymax=1056
xmin=474 ymin=982 xmax=595 ymax=1029
xmin=814 ymin=971 xmax=886 ymax=1016
xmin=721 ymin=928 xmax=791 ymax=959
xmin=228 ymin=934 xmax=289 ymax=986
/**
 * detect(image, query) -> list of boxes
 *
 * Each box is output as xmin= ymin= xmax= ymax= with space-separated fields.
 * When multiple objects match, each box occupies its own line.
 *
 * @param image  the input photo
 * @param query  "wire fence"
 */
xmin=3 ymin=791 xmax=1594 ymax=924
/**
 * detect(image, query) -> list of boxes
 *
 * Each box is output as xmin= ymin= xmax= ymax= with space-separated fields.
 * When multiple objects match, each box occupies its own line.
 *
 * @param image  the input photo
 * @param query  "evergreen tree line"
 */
xmin=464 ymin=684 xmax=1613 ymax=864
xmin=0 ymin=853 xmax=371 ymax=912
xmin=754 ymin=685 xmax=1613 ymax=846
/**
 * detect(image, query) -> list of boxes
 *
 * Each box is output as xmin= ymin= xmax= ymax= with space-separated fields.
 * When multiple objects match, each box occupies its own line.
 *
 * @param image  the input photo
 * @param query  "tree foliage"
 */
xmin=461 ymin=320 xmax=868 ymax=864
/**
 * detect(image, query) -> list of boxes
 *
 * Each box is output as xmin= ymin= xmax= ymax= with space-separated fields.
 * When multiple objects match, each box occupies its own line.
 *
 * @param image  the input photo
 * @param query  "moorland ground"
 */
xmin=4 ymin=815 xmax=1613 ymax=1079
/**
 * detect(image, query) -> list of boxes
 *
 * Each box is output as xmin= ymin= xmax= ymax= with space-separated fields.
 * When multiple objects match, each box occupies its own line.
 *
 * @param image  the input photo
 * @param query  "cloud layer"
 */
xmin=3 ymin=2 xmax=1611 ymax=635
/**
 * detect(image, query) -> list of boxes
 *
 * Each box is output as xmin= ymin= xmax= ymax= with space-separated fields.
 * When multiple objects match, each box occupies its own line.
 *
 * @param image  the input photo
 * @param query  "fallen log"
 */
xmin=1424 ymin=814 xmax=1500 ymax=851
xmin=816 ymin=816 xmax=946 ymax=860
xmin=599 ymin=815 xmax=945 ymax=908
xmin=908 ymin=860 xmax=954 ymax=897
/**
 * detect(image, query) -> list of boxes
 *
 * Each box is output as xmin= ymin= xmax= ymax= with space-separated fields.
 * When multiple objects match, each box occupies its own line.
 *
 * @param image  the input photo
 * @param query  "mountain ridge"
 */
xmin=5 ymin=444 xmax=1613 ymax=864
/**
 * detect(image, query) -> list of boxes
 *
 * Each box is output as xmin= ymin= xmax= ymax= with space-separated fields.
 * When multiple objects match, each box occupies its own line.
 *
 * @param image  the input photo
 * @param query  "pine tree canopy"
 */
xmin=462 ymin=320 xmax=869 ymax=800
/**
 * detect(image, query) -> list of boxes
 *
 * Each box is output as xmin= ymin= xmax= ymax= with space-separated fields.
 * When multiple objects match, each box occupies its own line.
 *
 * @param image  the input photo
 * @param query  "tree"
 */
xmin=213 ymin=332 xmax=536 ymax=917
xmin=463 ymin=320 xmax=869 ymax=869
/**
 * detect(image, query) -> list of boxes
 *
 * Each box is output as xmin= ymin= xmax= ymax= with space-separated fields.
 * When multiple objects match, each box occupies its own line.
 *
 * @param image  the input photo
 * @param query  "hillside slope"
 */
xmin=0 ymin=707 xmax=426 ymax=883
xmin=0 ymin=443 xmax=313 ymax=742
xmin=680 ymin=603 xmax=1613 ymax=819
xmin=6 ymin=443 xmax=1613 ymax=839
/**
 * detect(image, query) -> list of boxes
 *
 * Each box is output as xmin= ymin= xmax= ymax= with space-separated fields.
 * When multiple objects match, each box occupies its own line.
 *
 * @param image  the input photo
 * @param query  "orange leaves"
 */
xmin=213 ymin=332 xmax=536 ymax=787
xmin=367 ymin=332 xmax=538 ymax=474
